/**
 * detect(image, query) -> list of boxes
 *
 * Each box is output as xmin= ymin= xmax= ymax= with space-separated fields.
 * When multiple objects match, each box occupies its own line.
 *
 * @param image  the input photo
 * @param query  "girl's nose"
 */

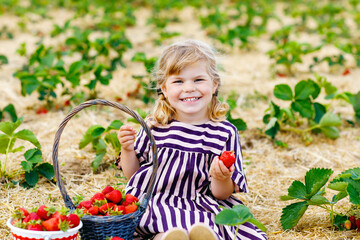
xmin=183 ymin=81 xmax=195 ymax=92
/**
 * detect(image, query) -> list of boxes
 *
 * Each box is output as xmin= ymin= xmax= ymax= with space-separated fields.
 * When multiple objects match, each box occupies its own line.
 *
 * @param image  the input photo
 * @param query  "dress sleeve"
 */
xmin=224 ymin=125 xmax=249 ymax=193
xmin=134 ymin=126 xmax=151 ymax=164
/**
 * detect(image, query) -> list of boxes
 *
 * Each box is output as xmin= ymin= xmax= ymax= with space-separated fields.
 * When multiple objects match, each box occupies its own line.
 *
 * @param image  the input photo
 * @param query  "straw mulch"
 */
xmin=1 ymin=5 xmax=360 ymax=240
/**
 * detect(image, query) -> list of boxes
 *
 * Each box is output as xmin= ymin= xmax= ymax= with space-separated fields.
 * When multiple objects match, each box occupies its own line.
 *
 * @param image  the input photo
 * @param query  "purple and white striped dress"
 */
xmin=125 ymin=120 xmax=267 ymax=240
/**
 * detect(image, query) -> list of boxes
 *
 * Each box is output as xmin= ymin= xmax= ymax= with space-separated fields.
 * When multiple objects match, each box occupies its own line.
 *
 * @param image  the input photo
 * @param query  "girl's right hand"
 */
xmin=118 ymin=125 xmax=137 ymax=151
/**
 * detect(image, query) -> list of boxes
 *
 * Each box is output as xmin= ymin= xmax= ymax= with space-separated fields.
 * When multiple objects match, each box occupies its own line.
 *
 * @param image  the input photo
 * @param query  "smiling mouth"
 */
xmin=181 ymin=97 xmax=200 ymax=102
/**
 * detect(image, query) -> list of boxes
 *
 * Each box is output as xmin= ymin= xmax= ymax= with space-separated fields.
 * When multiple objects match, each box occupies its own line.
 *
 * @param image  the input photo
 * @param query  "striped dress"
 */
xmin=125 ymin=120 xmax=267 ymax=240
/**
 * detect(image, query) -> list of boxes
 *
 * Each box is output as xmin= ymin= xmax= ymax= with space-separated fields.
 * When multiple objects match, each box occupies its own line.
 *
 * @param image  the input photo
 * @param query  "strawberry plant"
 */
xmin=215 ymin=204 xmax=267 ymax=239
xmin=0 ymin=103 xmax=17 ymax=122
xmin=309 ymin=54 xmax=346 ymax=72
xmin=280 ymin=167 xmax=360 ymax=230
xmin=263 ymin=78 xmax=342 ymax=144
xmin=79 ymin=120 xmax=123 ymax=171
xmin=0 ymin=118 xmax=40 ymax=179
xmin=0 ymin=54 xmax=8 ymax=66
xmin=225 ymin=93 xmax=247 ymax=131
xmin=267 ymin=41 xmax=321 ymax=75
xmin=336 ymin=42 xmax=360 ymax=67
xmin=20 ymin=148 xmax=54 ymax=188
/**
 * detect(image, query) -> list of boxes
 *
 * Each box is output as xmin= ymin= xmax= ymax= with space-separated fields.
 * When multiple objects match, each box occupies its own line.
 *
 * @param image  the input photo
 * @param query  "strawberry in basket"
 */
xmin=11 ymin=205 xmax=82 ymax=231
xmin=76 ymin=185 xmax=140 ymax=216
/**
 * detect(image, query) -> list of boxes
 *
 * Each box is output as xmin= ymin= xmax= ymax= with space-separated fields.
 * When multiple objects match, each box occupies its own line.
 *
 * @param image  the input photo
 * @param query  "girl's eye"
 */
xmin=195 ymin=79 xmax=204 ymax=82
xmin=173 ymin=80 xmax=183 ymax=84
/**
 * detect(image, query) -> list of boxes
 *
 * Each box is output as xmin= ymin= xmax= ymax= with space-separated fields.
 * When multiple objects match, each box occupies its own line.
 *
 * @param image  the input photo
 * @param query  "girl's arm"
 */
xmin=118 ymin=125 xmax=140 ymax=179
xmin=209 ymin=156 xmax=235 ymax=200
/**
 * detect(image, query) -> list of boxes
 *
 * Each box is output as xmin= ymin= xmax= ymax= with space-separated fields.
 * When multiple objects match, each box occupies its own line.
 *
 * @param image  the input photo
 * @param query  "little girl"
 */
xmin=117 ymin=39 xmax=267 ymax=240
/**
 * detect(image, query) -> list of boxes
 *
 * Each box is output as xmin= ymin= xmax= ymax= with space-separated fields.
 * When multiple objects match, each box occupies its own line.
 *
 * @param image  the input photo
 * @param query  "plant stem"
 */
xmin=232 ymin=225 xmax=240 ymax=240
xmin=317 ymin=204 xmax=342 ymax=217
xmin=1 ymin=135 xmax=13 ymax=177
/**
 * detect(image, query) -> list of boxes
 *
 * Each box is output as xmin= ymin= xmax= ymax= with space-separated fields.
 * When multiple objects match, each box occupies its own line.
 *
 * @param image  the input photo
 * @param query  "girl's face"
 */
xmin=161 ymin=61 xmax=218 ymax=124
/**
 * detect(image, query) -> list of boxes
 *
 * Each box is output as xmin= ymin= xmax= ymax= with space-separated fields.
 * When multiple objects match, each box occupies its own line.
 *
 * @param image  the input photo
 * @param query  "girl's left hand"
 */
xmin=210 ymin=156 xmax=234 ymax=181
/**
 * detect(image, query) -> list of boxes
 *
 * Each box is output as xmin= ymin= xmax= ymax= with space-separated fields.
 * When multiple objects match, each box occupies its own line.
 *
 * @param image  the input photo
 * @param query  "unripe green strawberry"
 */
xmin=219 ymin=151 xmax=236 ymax=168
xmin=344 ymin=220 xmax=352 ymax=230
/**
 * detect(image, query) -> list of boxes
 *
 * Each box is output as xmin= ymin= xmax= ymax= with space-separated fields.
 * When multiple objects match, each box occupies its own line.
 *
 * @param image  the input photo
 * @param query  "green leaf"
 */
xmin=319 ymin=112 xmax=341 ymax=127
xmin=291 ymin=100 xmax=313 ymax=118
xmin=320 ymin=126 xmax=339 ymax=139
xmin=14 ymin=129 xmax=41 ymax=149
xmin=35 ymin=163 xmax=54 ymax=180
xmin=304 ymin=168 xmax=333 ymax=198
xmin=0 ymin=134 xmax=10 ymax=154
xmin=265 ymin=117 xmax=279 ymax=138
xmin=287 ymin=180 xmax=307 ymax=199
xmin=79 ymin=125 xmax=103 ymax=149
xmin=41 ymin=52 xmax=55 ymax=67
xmin=280 ymin=201 xmax=308 ymax=230
xmin=21 ymin=161 xmax=33 ymax=172
xmin=215 ymin=205 xmax=253 ymax=226
xmin=247 ymin=218 xmax=267 ymax=232
xmin=281 ymin=107 xmax=295 ymax=122
xmin=91 ymin=152 xmax=106 ymax=171
xmin=280 ymin=195 xmax=297 ymax=201
xmin=294 ymin=80 xmax=315 ymax=100
xmin=228 ymin=117 xmax=247 ymax=131
xmin=269 ymin=101 xmax=280 ymax=118
xmin=91 ymin=126 xmax=105 ymax=138
xmin=313 ymin=103 xmax=326 ymax=124
xmin=328 ymin=182 xmax=348 ymax=191
xmin=106 ymin=120 xmax=123 ymax=132
xmin=0 ymin=118 xmax=23 ymax=135
xmin=274 ymin=84 xmax=293 ymax=100
xmin=332 ymin=191 xmax=348 ymax=204
xmin=104 ymin=132 xmax=121 ymax=153
xmin=68 ymin=60 xmax=86 ymax=76
xmin=347 ymin=183 xmax=360 ymax=205
xmin=25 ymin=170 xmax=39 ymax=186
xmin=307 ymin=195 xmax=330 ymax=205
xmin=3 ymin=104 xmax=18 ymax=122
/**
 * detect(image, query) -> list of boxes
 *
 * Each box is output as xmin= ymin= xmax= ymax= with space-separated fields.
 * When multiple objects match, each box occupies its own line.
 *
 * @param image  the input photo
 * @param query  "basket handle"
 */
xmin=52 ymin=99 xmax=158 ymax=211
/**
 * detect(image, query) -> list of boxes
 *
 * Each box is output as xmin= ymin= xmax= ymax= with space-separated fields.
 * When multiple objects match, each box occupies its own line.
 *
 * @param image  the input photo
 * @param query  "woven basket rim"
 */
xmin=51 ymin=99 xmax=158 ymax=221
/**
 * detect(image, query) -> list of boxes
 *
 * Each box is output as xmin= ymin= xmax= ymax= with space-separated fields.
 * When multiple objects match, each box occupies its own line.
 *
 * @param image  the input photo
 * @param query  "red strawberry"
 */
xmin=219 ymin=151 xmax=236 ymax=168
xmin=102 ymin=186 xmax=115 ymax=195
xmin=91 ymin=192 xmax=106 ymax=203
xmin=77 ymin=200 xmax=93 ymax=209
xmin=356 ymin=219 xmax=360 ymax=231
xmin=99 ymin=203 xmax=116 ymax=215
xmin=349 ymin=215 xmax=356 ymax=229
xmin=37 ymin=205 xmax=56 ymax=220
xmin=343 ymin=68 xmax=350 ymax=76
xmin=87 ymin=206 xmax=99 ymax=215
xmin=107 ymin=237 xmax=125 ymax=240
xmin=122 ymin=194 xmax=139 ymax=206
xmin=19 ymin=208 xmax=29 ymax=217
xmin=23 ymin=212 xmax=40 ymax=223
xmin=114 ymin=205 xmax=125 ymax=213
xmin=67 ymin=213 xmax=80 ymax=228
xmin=42 ymin=217 xmax=60 ymax=231
xmin=27 ymin=223 xmax=43 ymax=231
xmin=124 ymin=204 xmax=137 ymax=214
xmin=52 ymin=211 xmax=67 ymax=222
xmin=105 ymin=190 xmax=122 ymax=204
xmin=36 ymin=107 xmax=48 ymax=114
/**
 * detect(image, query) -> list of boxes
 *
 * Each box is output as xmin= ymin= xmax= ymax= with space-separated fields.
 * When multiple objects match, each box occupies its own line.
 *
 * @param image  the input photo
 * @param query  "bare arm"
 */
xmin=117 ymin=125 xmax=140 ymax=179
xmin=209 ymin=156 xmax=235 ymax=200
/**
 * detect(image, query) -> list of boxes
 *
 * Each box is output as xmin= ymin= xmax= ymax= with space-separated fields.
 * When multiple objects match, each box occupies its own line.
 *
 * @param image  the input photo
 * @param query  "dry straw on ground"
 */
xmin=1 ymin=4 xmax=360 ymax=240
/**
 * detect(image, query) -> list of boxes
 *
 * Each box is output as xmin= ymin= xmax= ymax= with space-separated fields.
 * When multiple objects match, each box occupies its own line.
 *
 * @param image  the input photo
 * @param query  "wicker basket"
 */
xmin=52 ymin=99 xmax=158 ymax=240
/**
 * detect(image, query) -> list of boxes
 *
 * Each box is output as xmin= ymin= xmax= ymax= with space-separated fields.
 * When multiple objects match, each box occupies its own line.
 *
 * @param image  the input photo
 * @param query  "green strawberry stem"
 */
xmin=1 ymin=135 xmax=13 ymax=177
xmin=233 ymin=225 xmax=240 ymax=240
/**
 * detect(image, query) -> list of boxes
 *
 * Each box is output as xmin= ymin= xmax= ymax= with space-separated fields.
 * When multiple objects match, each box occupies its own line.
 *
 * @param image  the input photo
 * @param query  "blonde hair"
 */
xmin=151 ymin=39 xmax=229 ymax=125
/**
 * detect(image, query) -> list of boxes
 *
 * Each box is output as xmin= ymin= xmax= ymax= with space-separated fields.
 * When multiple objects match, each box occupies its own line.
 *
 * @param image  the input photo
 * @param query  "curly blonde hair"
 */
xmin=151 ymin=39 xmax=229 ymax=125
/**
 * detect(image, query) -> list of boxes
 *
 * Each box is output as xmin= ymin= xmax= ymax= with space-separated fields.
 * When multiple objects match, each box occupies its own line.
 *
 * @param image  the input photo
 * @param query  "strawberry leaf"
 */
xmin=304 ymin=168 xmax=333 ymax=198
xmin=319 ymin=112 xmax=341 ymax=127
xmin=35 ymin=163 xmax=55 ymax=180
xmin=274 ymin=84 xmax=293 ymax=100
xmin=0 ymin=118 xmax=22 ymax=135
xmin=280 ymin=201 xmax=308 ymax=230
xmin=307 ymin=195 xmax=330 ymax=205
xmin=13 ymin=129 xmax=41 ymax=149
xmin=327 ymin=182 xmax=348 ymax=191
xmin=332 ymin=191 xmax=348 ymax=204
xmin=286 ymin=180 xmax=306 ymax=199
xmin=291 ymin=100 xmax=313 ymax=118
xmin=347 ymin=184 xmax=360 ymax=205
xmin=294 ymin=80 xmax=315 ymax=100
xmin=320 ymin=126 xmax=339 ymax=139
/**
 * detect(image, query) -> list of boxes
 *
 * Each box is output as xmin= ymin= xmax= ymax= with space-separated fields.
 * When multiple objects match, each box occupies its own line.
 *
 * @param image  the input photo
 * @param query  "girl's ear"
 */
xmin=212 ymin=81 xmax=219 ymax=95
xmin=161 ymin=85 xmax=167 ymax=98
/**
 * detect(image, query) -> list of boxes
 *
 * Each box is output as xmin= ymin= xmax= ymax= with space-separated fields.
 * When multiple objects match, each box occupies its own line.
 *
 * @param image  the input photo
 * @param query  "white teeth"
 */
xmin=182 ymin=97 xmax=199 ymax=102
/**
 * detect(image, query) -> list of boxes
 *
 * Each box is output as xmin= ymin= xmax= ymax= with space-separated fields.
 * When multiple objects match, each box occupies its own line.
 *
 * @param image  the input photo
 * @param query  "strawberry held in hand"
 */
xmin=219 ymin=150 xmax=236 ymax=168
